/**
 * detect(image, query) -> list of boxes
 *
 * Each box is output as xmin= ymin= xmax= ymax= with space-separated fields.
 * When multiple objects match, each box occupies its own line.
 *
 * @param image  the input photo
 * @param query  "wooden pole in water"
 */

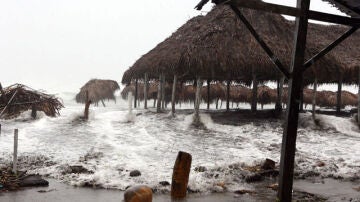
xmin=13 ymin=129 xmax=18 ymax=174
xmin=134 ymin=79 xmax=138 ymax=109
xmin=144 ymin=73 xmax=148 ymax=109
xmin=337 ymin=75 xmax=343 ymax=114
xmin=278 ymin=0 xmax=310 ymax=201
xmin=312 ymin=78 xmax=318 ymax=120
xmin=171 ymin=151 xmax=192 ymax=199
xmin=358 ymin=68 xmax=360 ymax=126
xmin=276 ymin=77 xmax=284 ymax=112
xmin=193 ymin=78 xmax=202 ymax=125
xmin=161 ymin=74 xmax=166 ymax=110
xmin=84 ymin=90 xmax=91 ymax=120
xmin=171 ymin=75 xmax=177 ymax=117
xmin=226 ymin=80 xmax=230 ymax=112
xmin=31 ymin=104 xmax=37 ymax=119
xmin=207 ymin=80 xmax=210 ymax=110
xmin=157 ymin=74 xmax=162 ymax=113
xmin=251 ymin=73 xmax=258 ymax=112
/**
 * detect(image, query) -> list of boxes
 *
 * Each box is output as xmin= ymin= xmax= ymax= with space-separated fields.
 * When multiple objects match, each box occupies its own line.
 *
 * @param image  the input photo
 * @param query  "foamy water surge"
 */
xmin=0 ymin=96 xmax=359 ymax=193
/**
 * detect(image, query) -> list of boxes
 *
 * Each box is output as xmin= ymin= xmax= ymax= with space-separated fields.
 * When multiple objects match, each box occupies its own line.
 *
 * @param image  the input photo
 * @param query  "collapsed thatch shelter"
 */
xmin=75 ymin=79 xmax=120 ymax=106
xmin=0 ymin=84 xmax=63 ymax=119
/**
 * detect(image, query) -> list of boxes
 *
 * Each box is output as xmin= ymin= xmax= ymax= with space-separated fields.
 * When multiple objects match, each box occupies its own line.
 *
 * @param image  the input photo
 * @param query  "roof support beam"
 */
xmin=228 ymin=0 xmax=360 ymax=27
xmin=278 ymin=0 xmax=310 ymax=201
xmin=303 ymin=27 xmax=358 ymax=71
xmin=230 ymin=5 xmax=291 ymax=79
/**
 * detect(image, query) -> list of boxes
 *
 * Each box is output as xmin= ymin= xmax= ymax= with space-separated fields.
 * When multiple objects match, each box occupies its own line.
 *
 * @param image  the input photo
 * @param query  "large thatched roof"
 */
xmin=0 ymin=84 xmax=63 ymax=119
xmin=75 ymin=79 xmax=120 ymax=104
xmin=122 ymin=5 xmax=357 ymax=86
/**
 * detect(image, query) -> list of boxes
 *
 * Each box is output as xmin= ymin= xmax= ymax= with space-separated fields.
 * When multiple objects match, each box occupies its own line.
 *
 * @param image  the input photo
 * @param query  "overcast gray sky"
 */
xmin=0 ymin=0 xmax=346 ymax=93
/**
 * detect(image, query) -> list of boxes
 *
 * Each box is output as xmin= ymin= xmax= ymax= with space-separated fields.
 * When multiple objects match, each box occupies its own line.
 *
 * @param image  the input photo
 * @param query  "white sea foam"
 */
xmin=0 ymin=95 xmax=359 ymax=193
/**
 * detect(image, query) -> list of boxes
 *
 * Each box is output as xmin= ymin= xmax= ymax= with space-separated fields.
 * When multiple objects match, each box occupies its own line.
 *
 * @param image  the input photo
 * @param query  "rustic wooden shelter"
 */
xmin=75 ymin=79 xmax=120 ymax=107
xmin=0 ymin=84 xmax=63 ymax=119
xmin=195 ymin=0 xmax=360 ymax=201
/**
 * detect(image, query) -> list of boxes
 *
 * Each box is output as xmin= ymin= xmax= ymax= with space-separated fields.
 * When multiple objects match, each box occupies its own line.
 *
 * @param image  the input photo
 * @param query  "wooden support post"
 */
xmin=358 ymin=68 xmax=360 ymax=126
xmin=157 ymin=75 xmax=162 ymax=113
xmin=171 ymin=151 xmax=192 ymax=199
xmin=84 ymin=90 xmax=91 ymax=120
xmin=207 ymin=80 xmax=210 ymax=110
xmin=0 ymin=82 xmax=4 ymax=95
xmin=13 ymin=129 xmax=18 ymax=174
xmin=278 ymin=0 xmax=310 ymax=201
xmin=312 ymin=78 xmax=318 ymax=120
xmin=216 ymin=98 xmax=219 ymax=109
xmin=193 ymin=78 xmax=203 ymax=126
xmin=161 ymin=74 xmax=166 ymax=110
xmin=299 ymin=86 xmax=304 ymax=111
xmin=134 ymin=79 xmax=138 ymax=109
xmin=144 ymin=73 xmax=148 ymax=109
xmin=251 ymin=74 xmax=258 ymax=112
xmin=31 ymin=104 xmax=37 ymax=119
xmin=276 ymin=77 xmax=284 ymax=112
xmin=337 ymin=76 xmax=343 ymax=114
xmin=171 ymin=75 xmax=177 ymax=117
xmin=226 ymin=80 xmax=230 ymax=112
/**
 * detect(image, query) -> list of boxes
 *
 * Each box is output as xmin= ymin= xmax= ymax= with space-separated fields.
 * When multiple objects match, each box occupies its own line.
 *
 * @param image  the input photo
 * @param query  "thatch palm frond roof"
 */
xmin=75 ymin=79 xmax=120 ymax=104
xmin=0 ymin=84 xmax=63 ymax=119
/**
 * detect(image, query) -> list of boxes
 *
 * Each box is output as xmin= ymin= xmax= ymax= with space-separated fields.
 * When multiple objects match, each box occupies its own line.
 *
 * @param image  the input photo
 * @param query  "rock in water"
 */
xmin=130 ymin=170 xmax=141 ymax=177
xmin=19 ymin=175 xmax=49 ymax=187
xmin=159 ymin=181 xmax=170 ymax=186
xmin=261 ymin=159 xmax=276 ymax=170
xmin=124 ymin=185 xmax=152 ymax=202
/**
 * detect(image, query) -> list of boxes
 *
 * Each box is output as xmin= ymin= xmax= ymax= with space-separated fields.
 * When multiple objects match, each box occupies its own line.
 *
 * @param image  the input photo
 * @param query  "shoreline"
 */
xmin=0 ymin=178 xmax=359 ymax=202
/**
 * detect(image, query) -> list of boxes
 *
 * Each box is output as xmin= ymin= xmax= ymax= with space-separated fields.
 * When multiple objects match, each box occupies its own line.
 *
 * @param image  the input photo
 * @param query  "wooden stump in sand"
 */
xmin=171 ymin=151 xmax=192 ymax=199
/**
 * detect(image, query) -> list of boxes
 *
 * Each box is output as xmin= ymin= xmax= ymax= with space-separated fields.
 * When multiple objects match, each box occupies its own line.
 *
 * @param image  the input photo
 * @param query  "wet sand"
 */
xmin=1 ymin=178 xmax=359 ymax=202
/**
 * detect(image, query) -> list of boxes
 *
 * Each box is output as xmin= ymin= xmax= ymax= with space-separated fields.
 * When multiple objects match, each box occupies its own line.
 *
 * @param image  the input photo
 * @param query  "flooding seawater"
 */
xmin=0 ymin=93 xmax=359 ymax=194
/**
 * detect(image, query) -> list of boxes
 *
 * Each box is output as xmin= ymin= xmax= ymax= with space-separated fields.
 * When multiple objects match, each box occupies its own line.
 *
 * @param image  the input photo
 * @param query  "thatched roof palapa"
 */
xmin=76 ymin=79 xmax=120 ymax=104
xmin=0 ymin=84 xmax=63 ymax=119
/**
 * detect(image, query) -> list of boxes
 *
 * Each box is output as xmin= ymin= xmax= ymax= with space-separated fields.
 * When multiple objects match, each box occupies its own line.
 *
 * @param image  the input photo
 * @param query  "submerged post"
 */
xmin=31 ymin=104 xmax=37 ymax=119
xmin=337 ymin=75 xmax=343 ymax=114
xmin=171 ymin=151 xmax=192 ymax=199
xmin=278 ymin=0 xmax=310 ymax=201
xmin=13 ymin=129 xmax=18 ymax=174
xmin=276 ymin=77 xmax=284 ymax=112
xmin=207 ymin=80 xmax=210 ymax=110
xmin=134 ymin=79 xmax=138 ymax=109
xmin=144 ymin=73 xmax=148 ymax=109
xmin=84 ymin=90 xmax=91 ymax=120
xmin=358 ymin=68 xmax=360 ymax=126
xmin=157 ymin=74 xmax=162 ymax=113
xmin=251 ymin=73 xmax=258 ymax=112
xmin=226 ymin=80 xmax=230 ymax=112
xmin=193 ymin=78 xmax=203 ymax=126
xmin=161 ymin=74 xmax=166 ymax=110
xmin=312 ymin=78 xmax=318 ymax=119
xmin=171 ymin=75 xmax=177 ymax=117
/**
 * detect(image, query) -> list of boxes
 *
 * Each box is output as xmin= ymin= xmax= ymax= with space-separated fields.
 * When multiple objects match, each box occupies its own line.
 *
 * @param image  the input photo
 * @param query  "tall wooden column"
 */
xmin=161 ymin=74 xmax=166 ymax=110
xmin=226 ymin=80 xmax=230 ymax=112
xmin=358 ymin=68 xmax=360 ymax=126
xmin=207 ymin=80 xmax=211 ymax=110
xmin=144 ymin=73 xmax=148 ymax=109
xmin=278 ymin=0 xmax=310 ymax=201
xmin=171 ymin=75 xmax=177 ymax=117
xmin=134 ymin=79 xmax=138 ymax=108
xmin=276 ymin=77 xmax=284 ymax=111
xmin=193 ymin=78 xmax=203 ymax=126
xmin=251 ymin=74 xmax=258 ymax=112
xmin=337 ymin=75 xmax=343 ymax=113
xmin=312 ymin=78 xmax=318 ymax=119
xmin=157 ymin=74 xmax=162 ymax=113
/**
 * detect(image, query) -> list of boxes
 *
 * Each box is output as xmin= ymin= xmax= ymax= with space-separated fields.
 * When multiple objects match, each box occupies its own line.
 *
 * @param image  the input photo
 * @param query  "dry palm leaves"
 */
xmin=0 ymin=84 xmax=63 ymax=119
xmin=75 ymin=79 xmax=120 ymax=104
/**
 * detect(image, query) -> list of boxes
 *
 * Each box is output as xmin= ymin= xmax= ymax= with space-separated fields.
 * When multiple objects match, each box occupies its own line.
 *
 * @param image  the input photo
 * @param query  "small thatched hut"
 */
xmin=0 ymin=84 xmax=63 ymax=119
xmin=76 ymin=79 xmax=120 ymax=106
